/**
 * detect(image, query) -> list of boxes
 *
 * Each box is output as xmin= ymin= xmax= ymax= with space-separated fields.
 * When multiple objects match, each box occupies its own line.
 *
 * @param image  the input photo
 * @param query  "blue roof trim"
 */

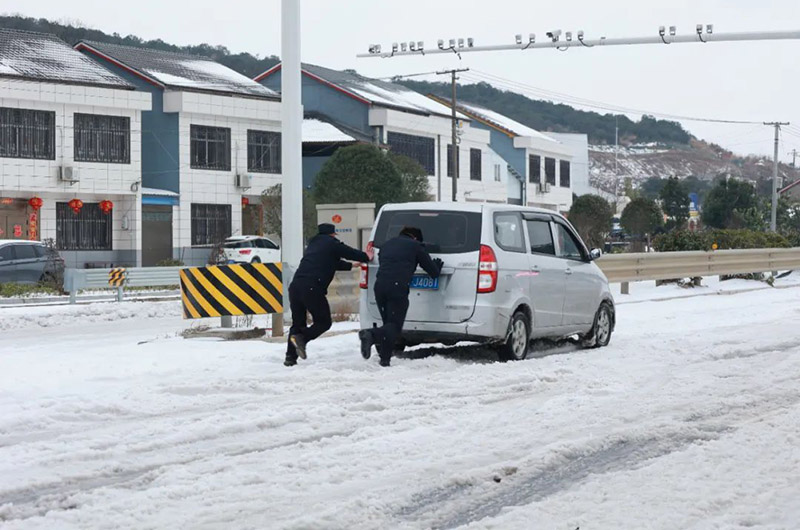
xmin=142 ymin=195 xmax=178 ymax=206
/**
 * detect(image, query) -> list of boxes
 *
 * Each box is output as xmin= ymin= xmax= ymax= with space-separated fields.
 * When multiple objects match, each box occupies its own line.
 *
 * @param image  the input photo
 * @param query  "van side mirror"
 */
xmin=589 ymin=248 xmax=602 ymax=261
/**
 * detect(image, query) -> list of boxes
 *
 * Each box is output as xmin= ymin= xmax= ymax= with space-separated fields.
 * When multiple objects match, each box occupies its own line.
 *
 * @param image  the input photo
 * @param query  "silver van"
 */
xmin=359 ymin=203 xmax=615 ymax=361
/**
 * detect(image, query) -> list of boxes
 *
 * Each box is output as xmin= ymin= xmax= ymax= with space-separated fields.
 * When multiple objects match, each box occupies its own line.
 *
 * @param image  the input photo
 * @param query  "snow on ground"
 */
xmin=1 ymin=281 xmax=800 ymax=529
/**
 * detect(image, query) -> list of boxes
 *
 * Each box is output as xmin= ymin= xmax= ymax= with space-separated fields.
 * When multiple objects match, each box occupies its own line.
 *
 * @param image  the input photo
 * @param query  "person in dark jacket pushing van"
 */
xmin=359 ymin=226 xmax=442 ymax=367
xmin=285 ymin=223 xmax=370 ymax=366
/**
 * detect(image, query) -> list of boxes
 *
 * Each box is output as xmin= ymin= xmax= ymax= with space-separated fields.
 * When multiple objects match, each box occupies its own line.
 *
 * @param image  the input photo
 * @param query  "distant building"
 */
xmin=779 ymin=179 xmax=800 ymax=202
xmin=77 ymin=41 xmax=282 ymax=265
xmin=429 ymin=97 xmax=574 ymax=213
xmin=255 ymin=63 xmax=508 ymax=203
xmin=0 ymin=28 xmax=151 ymax=267
xmin=547 ymin=133 xmax=591 ymax=197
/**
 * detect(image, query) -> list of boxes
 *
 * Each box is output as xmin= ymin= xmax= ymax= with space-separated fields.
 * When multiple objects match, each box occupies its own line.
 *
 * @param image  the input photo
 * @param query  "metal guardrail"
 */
xmin=64 ymin=266 xmax=183 ymax=304
xmin=60 ymin=247 xmax=799 ymax=307
xmin=596 ymin=248 xmax=800 ymax=284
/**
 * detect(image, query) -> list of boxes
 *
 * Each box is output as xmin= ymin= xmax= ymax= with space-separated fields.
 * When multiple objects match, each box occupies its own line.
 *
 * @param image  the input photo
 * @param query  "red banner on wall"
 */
xmin=29 ymin=212 xmax=38 ymax=240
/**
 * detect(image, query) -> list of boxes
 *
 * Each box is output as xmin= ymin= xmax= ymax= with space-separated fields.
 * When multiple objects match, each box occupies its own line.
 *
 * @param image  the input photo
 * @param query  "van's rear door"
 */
xmin=367 ymin=208 xmax=482 ymax=324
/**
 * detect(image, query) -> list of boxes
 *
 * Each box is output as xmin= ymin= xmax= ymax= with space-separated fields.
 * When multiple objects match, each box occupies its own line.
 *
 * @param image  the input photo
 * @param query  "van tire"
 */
xmin=251 ymin=257 xmax=261 ymax=264
xmin=497 ymin=311 xmax=530 ymax=362
xmin=581 ymin=302 xmax=614 ymax=349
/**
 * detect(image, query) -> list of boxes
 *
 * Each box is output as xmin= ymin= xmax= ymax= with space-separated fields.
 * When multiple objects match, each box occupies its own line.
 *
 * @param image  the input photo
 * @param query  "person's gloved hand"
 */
xmin=432 ymin=258 xmax=444 ymax=271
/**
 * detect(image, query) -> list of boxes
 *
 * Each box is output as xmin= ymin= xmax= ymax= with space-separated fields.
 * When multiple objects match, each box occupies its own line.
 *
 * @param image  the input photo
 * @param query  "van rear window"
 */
xmin=373 ymin=210 xmax=482 ymax=254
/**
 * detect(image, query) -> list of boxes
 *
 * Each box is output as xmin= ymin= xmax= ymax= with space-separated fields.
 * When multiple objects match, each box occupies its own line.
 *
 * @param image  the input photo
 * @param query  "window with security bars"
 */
xmin=470 ymin=148 xmax=482 ymax=181
xmin=387 ymin=131 xmax=434 ymax=174
xmin=248 ymin=130 xmax=281 ymax=173
xmin=190 ymin=125 xmax=231 ymax=170
xmin=74 ymin=113 xmax=130 ymax=163
xmin=191 ymin=203 xmax=231 ymax=246
xmin=545 ymin=157 xmax=556 ymax=185
xmin=560 ymin=160 xmax=571 ymax=188
xmin=0 ymin=107 xmax=56 ymax=160
xmin=529 ymin=154 xmax=541 ymax=183
xmin=56 ymin=203 xmax=112 ymax=250
xmin=447 ymin=144 xmax=459 ymax=178
xmin=494 ymin=164 xmax=501 ymax=182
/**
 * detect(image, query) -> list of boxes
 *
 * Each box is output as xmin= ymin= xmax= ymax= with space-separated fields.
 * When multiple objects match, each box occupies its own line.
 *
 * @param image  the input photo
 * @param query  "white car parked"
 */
xmin=359 ymin=202 xmax=615 ymax=361
xmin=222 ymin=236 xmax=281 ymax=264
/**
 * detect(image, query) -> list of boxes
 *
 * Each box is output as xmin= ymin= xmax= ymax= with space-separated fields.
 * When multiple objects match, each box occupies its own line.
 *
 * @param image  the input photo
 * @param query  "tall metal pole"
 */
xmin=788 ymin=149 xmax=798 ymax=168
xmin=765 ymin=121 xmax=789 ymax=232
xmin=279 ymin=0 xmax=303 ymax=335
xmin=451 ymin=70 xmax=458 ymax=202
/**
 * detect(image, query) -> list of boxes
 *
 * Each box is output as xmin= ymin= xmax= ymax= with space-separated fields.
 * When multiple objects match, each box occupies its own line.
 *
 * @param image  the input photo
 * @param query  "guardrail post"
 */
xmin=116 ymin=286 xmax=124 ymax=303
xmin=220 ymin=315 xmax=233 ymax=328
xmin=272 ymin=313 xmax=284 ymax=337
xmin=69 ymin=290 xmax=76 ymax=304
xmin=621 ymin=282 xmax=630 ymax=295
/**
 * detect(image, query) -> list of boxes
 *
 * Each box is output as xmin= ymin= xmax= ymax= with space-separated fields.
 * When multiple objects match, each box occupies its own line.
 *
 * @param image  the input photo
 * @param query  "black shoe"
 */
xmin=290 ymin=334 xmax=307 ymax=360
xmin=379 ymin=358 xmax=391 ymax=367
xmin=358 ymin=329 xmax=373 ymax=360
xmin=283 ymin=358 xmax=297 ymax=367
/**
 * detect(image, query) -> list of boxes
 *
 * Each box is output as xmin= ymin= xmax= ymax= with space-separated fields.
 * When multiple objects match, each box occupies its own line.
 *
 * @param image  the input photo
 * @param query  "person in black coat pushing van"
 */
xmin=359 ymin=226 xmax=443 ymax=367
xmin=285 ymin=223 xmax=370 ymax=366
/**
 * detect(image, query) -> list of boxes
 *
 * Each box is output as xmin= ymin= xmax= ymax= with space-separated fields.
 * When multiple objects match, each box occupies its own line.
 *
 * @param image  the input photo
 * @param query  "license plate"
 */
xmin=410 ymin=275 xmax=439 ymax=290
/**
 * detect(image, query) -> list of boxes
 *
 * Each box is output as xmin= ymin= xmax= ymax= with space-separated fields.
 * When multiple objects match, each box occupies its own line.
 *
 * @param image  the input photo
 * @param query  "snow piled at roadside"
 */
xmin=0 ymin=300 xmax=181 ymax=331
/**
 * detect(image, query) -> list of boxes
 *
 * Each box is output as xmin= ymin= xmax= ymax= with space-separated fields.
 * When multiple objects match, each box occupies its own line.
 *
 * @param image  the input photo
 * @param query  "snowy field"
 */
xmin=1 ymin=278 xmax=800 ymax=529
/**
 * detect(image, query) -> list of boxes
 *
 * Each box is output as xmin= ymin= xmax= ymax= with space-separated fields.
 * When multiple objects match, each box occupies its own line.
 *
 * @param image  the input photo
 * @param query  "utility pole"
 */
xmin=436 ymin=68 xmax=469 ymax=201
xmin=788 ymin=149 xmax=798 ymax=168
xmin=765 ymin=122 xmax=789 ymax=232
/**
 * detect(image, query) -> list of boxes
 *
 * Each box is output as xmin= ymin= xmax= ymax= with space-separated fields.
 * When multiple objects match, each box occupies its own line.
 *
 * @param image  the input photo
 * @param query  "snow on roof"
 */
xmin=303 ymin=118 xmax=355 ymax=143
xmin=0 ymin=28 xmax=132 ymax=89
xmin=78 ymin=41 xmax=277 ymax=98
xmin=300 ymin=63 xmax=464 ymax=118
xmin=141 ymin=187 xmax=179 ymax=197
xmin=458 ymin=101 xmax=559 ymax=142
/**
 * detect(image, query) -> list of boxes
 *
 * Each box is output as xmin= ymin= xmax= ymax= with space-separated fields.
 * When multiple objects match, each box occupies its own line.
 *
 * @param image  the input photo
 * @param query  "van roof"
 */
xmin=379 ymin=202 xmax=564 ymax=217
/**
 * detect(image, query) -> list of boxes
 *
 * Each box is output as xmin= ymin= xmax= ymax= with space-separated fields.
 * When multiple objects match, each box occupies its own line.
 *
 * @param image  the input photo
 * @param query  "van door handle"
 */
xmin=530 ymin=265 xmax=540 ymax=272
xmin=565 ymin=267 xmax=573 ymax=275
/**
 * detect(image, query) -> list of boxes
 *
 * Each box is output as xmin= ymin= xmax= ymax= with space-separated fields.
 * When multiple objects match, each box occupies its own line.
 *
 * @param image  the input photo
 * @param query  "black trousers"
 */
xmin=286 ymin=281 xmax=332 ymax=362
xmin=373 ymin=281 xmax=410 ymax=362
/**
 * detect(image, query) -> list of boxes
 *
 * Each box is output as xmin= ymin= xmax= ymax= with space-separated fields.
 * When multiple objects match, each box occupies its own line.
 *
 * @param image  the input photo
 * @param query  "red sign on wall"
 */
xmin=332 ymin=214 xmax=342 ymax=224
xmin=29 ymin=212 xmax=38 ymax=240
xmin=13 ymin=224 xmax=22 ymax=238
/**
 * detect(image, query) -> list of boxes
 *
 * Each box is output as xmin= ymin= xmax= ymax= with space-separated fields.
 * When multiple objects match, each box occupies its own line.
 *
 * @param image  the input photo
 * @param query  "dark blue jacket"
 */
xmin=376 ymin=235 xmax=441 ymax=291
xmin=292 ymin=235 xmax=369 ymax=291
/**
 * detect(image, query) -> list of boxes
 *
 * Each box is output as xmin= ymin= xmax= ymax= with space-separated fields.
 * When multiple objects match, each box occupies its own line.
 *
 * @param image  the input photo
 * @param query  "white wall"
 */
xmin=0 ymin=79 xmax=150 ymax=264
xmin=548 ymin=133 xmax=591 ymax=197
xmin=173 ymin=97 xmax=283 ymax=252
xmin=526 ymin=147 xmax=574 ymax=214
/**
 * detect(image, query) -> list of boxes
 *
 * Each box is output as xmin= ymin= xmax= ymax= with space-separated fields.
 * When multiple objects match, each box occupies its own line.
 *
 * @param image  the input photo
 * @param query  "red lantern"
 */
xmin=99 ymin=200 xmax=114 ymax=215
xmin=68 ymin=198 xmax=84 ymax=215
xmin=241 ymin=196 xmax=250 ymax=207
xmin=28 ymin=197 xmax=43 ymax=210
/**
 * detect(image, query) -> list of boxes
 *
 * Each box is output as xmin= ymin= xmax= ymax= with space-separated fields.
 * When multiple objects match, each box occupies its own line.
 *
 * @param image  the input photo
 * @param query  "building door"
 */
xmin=0 ymin=199 xmax=28 ymax=240
xmin=242 ymin=203 xmax=263 ymax=236
xmin=142 ymin=205 xmax=173 ymax=266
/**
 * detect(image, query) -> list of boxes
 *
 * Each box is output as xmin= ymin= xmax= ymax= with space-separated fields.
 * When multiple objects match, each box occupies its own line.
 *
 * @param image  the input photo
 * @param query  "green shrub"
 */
xmin=653 ymin=229 xmax=791 ymax=252
xmin=156 ymin=258 xmax=184 ymax=267
xmin=0 ymin=282 xmax=60 ymax=298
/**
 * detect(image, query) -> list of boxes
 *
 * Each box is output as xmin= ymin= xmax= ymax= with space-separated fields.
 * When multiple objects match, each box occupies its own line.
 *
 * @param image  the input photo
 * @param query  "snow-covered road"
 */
xmin=1 ymin=281 xmax=799 ymax=529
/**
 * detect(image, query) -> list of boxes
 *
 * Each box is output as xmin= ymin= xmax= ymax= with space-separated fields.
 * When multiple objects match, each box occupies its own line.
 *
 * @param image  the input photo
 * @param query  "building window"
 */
xmin=545 ymin=157 xmax=556 ymax=185
xmin=248 ymin=130 xmax=281 ymax=173
xmin=387 ymin=131 xmax=434 ymax=174
xmin=447 ymin=145 xmax=459 ymax=178
xmin=56 ymin=203 xmax=112 ymax=250
xmin=559 ymin=160 xmax=571 ymax=188
xmin=470 ymin=148 xmax=482 ymax=181
xmin=529 ymin=154 xmax=541 ymax=183
xmin=0 ymin=107 xmax=55 ymax=160
xmin=190 ymin=125 xmax=231 ymax=170
xmin=494 ymin=164 xmax=501 ymax=182
xmin=74 ymin=113 xmax=130 ymax=163
xmin=191 ymin=203 xmax=231 ymax=246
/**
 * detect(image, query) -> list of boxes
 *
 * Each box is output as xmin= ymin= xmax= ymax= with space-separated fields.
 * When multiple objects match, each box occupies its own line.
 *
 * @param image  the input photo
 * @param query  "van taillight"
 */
xmin=477 ymin=244 xmax=498 ymax=293
xmin=359 ymin=263 xmax=368 ymax=289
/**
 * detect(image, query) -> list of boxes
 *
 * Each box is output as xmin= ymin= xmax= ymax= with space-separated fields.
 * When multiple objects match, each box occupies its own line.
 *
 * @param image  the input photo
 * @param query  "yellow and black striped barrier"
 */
xmin=179 ymin=263 xmax=283 ymax=319
xmin=108 ymin=268 xmax=127 ymax=287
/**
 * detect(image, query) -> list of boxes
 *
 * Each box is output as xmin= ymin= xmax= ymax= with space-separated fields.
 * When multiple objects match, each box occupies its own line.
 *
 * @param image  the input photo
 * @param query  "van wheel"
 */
xmin=498 ymin=311 xmax=530 ymax=362
xmin=581 ymin=302 xmax=614 ymax=349
xmin=251 ymin=257 xmax=261 ymax=264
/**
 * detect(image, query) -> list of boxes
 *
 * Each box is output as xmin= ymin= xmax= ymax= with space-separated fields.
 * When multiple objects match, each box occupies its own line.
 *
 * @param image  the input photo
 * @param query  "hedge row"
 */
xmin=653 ymin=229 xmax=792 ymax=252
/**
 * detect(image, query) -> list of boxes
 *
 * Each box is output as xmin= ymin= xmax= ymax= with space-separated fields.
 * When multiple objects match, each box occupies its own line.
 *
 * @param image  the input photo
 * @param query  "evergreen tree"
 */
xmin=702 ymin=178 xmax=757 ymax=229
xmin=659 ymin=177 xmax=690 ymax=231
xmin=621 ymin=198 xmax=663 ymax=251
xmin=568 ymin=195 xmax=614 ymax=249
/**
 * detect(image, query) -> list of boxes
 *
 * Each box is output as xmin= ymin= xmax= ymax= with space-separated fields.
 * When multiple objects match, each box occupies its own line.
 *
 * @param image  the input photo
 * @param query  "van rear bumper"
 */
xmin=359 ymin=297 xmax=511 ymax=345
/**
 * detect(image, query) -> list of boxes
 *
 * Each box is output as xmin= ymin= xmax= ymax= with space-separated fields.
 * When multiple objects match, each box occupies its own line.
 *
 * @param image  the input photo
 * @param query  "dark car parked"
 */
xmin=0 ymin=240 xmax=65 ymax=284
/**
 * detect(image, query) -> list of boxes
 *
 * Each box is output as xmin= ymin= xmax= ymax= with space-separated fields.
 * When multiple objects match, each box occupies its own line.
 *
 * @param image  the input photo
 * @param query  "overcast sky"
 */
xmin=4 ymin=0 xmax=800 ymax=161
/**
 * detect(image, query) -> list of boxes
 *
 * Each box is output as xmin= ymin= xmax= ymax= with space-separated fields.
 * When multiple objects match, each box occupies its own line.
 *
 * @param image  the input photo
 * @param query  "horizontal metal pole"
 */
xmin=357 ymin=30 xmax=800 ymax=58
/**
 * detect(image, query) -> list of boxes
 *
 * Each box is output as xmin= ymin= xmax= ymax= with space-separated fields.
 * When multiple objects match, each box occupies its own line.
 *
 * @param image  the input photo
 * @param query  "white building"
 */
xmin=0 ymin=28 xmax=151 ymax=267
xmin=547 ymin=133 xmax=591 ymax=197
xmin=256 ymin=64 xmax=509 ymax=204
xmin=77 ymin=41 xmax=283 ymax=266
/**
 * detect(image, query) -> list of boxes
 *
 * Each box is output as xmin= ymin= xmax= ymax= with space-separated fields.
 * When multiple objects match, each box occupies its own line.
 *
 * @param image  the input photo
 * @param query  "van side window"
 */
xmin=526 ymin=220 xmax=555 ymax=255
xmin=555 ymin=223 xmax=585 ymax=261
xmin=0 ymin=246 xmax=14 ymax=261
xmin=494 ymin=213 xmax=525 ymax=253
